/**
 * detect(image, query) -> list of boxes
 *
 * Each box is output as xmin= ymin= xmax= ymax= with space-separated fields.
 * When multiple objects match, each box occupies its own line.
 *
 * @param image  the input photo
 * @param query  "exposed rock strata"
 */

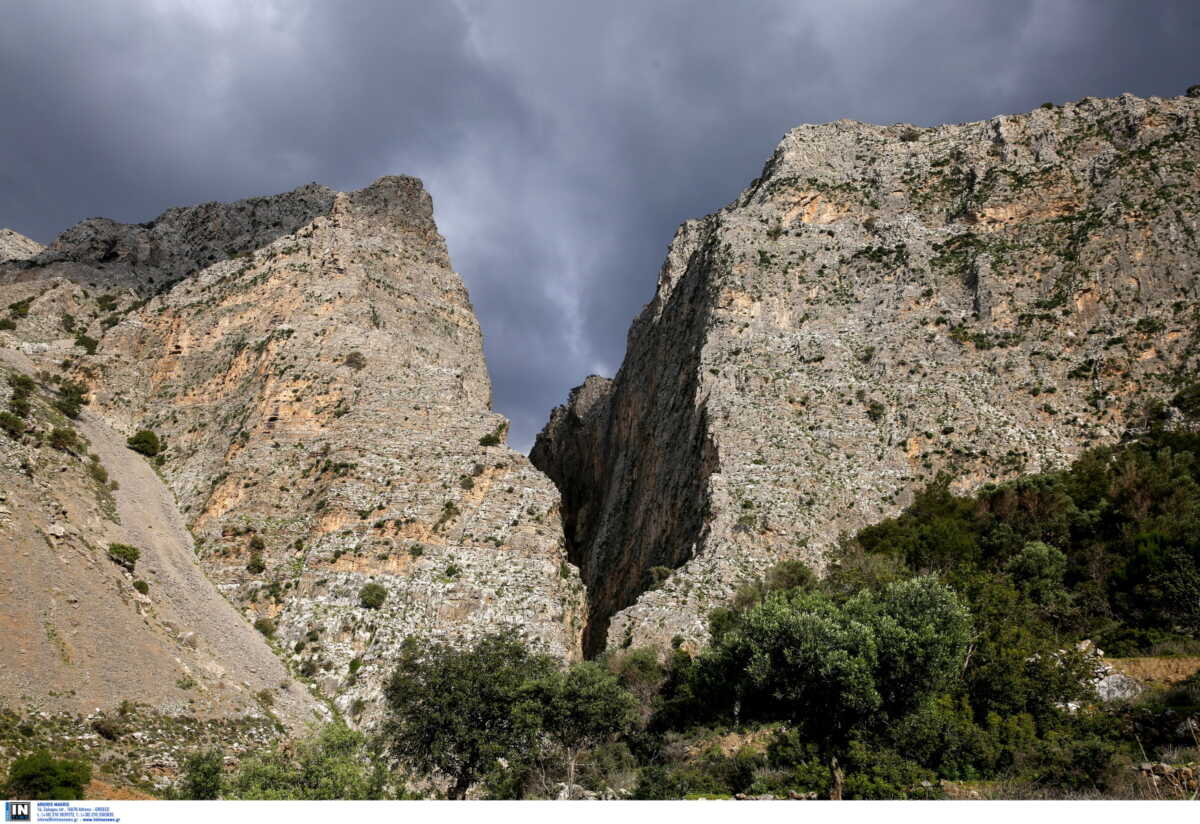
xmin=1 ymin=177 xmax=585 ymax=723
xmin=534 ymin=93 xmax=1200 ymax=653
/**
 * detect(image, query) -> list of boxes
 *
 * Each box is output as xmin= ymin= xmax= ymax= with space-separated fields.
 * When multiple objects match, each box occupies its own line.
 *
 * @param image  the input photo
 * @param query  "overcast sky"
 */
xmin=2 ymin=1 xmax=1197 ymax=449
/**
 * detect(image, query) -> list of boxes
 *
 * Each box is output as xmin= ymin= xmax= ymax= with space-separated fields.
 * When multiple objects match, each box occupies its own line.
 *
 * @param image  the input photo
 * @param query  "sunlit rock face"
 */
xmin=1 ymin=175 xmax=585 ymax=725
xmin=534 ymin=93 xmax=1200 ymax=654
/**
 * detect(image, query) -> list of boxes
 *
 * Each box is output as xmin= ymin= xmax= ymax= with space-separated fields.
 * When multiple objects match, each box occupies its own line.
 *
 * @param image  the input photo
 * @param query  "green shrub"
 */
xmin=74 ymin=334 xmax=99 ymax=355
xmin=1173 ymin=381 xmax=1200 ymax=419
xmin=1134 ymin=317 xmax=1165 ymax=334
xmin=53 ymin=381 xmax=88 ymax=419
xmin=126 ymin=429 xmax=160 ymax=457
xmin=49 ymin=427 xmax=81 ymax=453
xmin=359 ymin=583 xmax=387 ymax=609
xmin=106 ymin=542 xmax=140 ymax=571
xmin=645 ymin=566 xmax=672 ymax=590
xmin=383 ymin=633 xmax=559 ymax=798
xmin=87 ymin=458 xmax=108 ymax=484
xmin=247 ymin=554 xmax=266 ymax=574
xmin=8 ymin=373 xmax=35 ymax=396
xmin=479 ymin=422 xmax=507 ymax=447
xmin=132 ymin=580 xmax=149 ymax=595
xmin=228 ymin=724 xmax=378 ymax=800
xmin=181 ymin=749 xmax=223 ymax=799
xmin=0 ymin=411 xmax=24 ymax=439
xmin=3 ymin=750 xmax=91 ymax=799
xmin=344 ymin=351 xmax=367 ymax=370
xmin=8 ymin=397 xmax=30 ymax=417
xmin=254 ymin=617 xmax=276 ymax=637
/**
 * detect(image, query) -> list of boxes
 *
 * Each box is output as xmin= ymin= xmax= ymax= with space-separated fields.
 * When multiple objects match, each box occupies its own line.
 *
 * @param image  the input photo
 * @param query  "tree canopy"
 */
xmin=382 ymin=633 xmax=555 ymax=798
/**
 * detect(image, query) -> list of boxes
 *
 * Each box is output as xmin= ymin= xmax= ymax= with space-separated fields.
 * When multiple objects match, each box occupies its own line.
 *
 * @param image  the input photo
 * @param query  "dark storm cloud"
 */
xmin=2 ymin=1 xmax=1197 ymax=449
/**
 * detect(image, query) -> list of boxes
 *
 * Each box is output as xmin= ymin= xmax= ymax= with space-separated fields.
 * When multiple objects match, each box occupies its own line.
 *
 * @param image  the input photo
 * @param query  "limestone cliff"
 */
xmin=533 ymin=93 xmax=1200 ymax=654
xmin=0 ymin=229 xmax=43 ymax=263
xmin=1 ymin=177 xmax=585 ymax=724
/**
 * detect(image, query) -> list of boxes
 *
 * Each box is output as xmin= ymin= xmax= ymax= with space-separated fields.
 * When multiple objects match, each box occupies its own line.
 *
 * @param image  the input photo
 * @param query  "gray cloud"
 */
xmin=2 ymin=0 xmax=1197 ymax=449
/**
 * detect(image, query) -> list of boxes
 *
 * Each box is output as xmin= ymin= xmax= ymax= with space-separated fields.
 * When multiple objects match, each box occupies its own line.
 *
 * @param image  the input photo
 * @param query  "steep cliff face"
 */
xmin=1 ymin=176 xmax=585 ymax=723
xmin=534 ymin=93 xmax=1200 ymax=653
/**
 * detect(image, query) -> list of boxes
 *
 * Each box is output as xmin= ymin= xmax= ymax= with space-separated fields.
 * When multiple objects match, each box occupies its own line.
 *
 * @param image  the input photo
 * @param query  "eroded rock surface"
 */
xmin=534 ymin=93 xmax=1200 ymax=653
xmin=1 ymin=176 xmax=584 ymax=724
xmin=0 ymin=229 xmax=43 ymax=263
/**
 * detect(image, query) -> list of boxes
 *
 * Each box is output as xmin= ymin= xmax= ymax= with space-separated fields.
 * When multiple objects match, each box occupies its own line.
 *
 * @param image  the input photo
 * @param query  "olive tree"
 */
xmin=526 ymin=661 xmax=638 ymax=797
xmin=700 ymin=576 xmax=971 ymax=798
xmin=382 ymin=633 xmax=554 ymax=798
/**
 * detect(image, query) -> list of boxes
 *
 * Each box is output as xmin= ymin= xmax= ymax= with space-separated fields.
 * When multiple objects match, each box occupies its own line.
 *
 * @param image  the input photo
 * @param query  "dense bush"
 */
xmin=48 ymin=427 xmax=81 ymax=453
xmin=848 ymin=429 xmax=1200 ymax=651
xmin=227 ymin=724 xmax=382 ymax=800
xmin=383 ymin=633 xmax=557 ymax=798
xmin=686 ymin=576 xmax=970 ymax=797
xmin=180 ymin=749 xmax=223 ymax=799
xmin=638 ymin=429 xmax=1200 ymax=799
xmin=126 ymin=429 xmax=160 ymax=457
xmin=383 ymin=632 xmax=638 ymax=799
xmin=106 ymin=542 xmax=140 ymax=572
xmin=359 ymin=583 xmax=387 ymax=609
xmin=0 ymin=410 xmax=23 ymax=439
xmin=3 ymin=751 xmax=91 ymax=799
xmin=478 ymin=422 xmax=507 ymax=447
xmin=53 ymin=381 xmax=88 ymax=419
xmin=7 ymin=373 xmax=35 ymax=418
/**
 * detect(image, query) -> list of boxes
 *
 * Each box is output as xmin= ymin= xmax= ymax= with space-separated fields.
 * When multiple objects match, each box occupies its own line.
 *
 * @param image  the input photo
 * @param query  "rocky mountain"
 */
xmin=3 ymin=90 xmax=1198 ymax=740
xmin=0 ymin=176 xmax=585 ymax=726
xmin=533 ymin=92 xmax=1200 ymax=654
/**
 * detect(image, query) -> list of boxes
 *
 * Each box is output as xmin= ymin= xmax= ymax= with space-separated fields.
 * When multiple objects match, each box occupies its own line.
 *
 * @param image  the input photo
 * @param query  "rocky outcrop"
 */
xmin=1 ymin=176 xmax=585 ymax=724
xmin=534 ymin=93 xmax=1200 ymax=653
xmin=0 ymin=229 xmax=43 ymax=263
xmin=2 ymin=186 xmax=336 ymax=293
